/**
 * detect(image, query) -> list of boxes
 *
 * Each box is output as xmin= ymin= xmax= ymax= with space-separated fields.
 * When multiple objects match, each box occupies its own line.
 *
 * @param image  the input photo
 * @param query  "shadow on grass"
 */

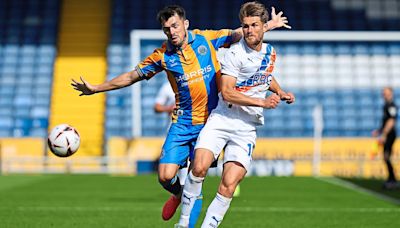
xmin=340 ymin=177 xmax=400 ymax=200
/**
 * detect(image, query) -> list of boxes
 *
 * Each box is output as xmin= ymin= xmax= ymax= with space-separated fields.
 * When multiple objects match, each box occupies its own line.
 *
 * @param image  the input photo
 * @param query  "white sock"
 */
xmin=177 ymin=166 xmax=189 ymax=186
xmin=201 ymin=193 xmax=232 ymax=228
xmin=178 ymin=171 xmax=204 ymax=226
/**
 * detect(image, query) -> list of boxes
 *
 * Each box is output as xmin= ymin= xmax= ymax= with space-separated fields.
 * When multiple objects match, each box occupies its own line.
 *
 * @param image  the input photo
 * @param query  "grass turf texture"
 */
xmin=0 ymin=175 xmax=399 ymax=227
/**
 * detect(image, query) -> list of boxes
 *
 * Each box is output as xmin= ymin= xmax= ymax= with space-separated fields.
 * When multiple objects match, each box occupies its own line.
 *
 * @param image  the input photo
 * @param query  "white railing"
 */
xmin=1 ymin=156 xmax=136 ymax=174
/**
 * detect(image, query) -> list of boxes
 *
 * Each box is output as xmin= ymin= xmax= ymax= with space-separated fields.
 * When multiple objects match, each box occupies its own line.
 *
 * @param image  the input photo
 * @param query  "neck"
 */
xmin=173 ymin=31 xmax=188 ymax=50
xmin=248 ymin=41 xmax=263 ymax=52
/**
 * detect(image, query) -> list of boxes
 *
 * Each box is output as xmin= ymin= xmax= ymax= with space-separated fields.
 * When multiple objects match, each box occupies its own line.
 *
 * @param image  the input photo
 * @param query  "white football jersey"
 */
xmin=155 ymin=82 xmax=175 ymax=107
xmin=213 ymin=38 xmax=276 ymax=128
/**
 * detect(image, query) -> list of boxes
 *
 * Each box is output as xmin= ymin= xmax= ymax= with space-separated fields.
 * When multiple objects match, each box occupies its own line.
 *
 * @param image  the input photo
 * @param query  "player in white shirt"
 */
xmin=176 ymin=2 xmax=295 ymax=227
xmin=154 ymin=81 xmax=176 ymax=116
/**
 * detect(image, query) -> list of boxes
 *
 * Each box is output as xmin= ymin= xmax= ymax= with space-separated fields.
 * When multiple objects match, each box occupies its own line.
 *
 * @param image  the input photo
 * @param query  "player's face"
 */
xmin=383 ymin=88 xmax=393 ymax=102
xmin=162 ymin=14 xmax=188 ymax=47
xmin=242 ymin=16 xmax=267 ymax=49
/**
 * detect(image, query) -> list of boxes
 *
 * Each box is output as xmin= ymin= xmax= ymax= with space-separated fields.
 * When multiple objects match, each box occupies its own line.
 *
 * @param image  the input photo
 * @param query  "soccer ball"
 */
xmin=47 ymin=124 xmax=80 ymax=157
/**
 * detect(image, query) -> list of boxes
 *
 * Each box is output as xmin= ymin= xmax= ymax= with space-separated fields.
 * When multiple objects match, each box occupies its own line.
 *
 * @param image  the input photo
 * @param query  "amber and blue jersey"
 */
xmin=136 ymin=29 xmax=233 ymax=125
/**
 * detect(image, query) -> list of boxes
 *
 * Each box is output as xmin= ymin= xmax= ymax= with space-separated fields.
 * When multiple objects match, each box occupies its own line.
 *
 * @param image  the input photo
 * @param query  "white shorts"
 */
xmin=195 ymin=113 xmax=257 ymax=171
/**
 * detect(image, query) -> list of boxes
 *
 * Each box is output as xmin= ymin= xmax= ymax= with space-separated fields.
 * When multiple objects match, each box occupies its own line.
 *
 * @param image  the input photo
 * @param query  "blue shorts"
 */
xmin=159 ymin=123 xmax=204 ymax=166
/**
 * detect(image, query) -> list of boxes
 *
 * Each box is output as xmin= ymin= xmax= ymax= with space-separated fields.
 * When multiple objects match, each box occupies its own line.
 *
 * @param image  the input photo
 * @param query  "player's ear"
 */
xmin=184 ymin=19 xmax=189 ymax=30
xmin=263 ymin=22 xmax=268 ymax=32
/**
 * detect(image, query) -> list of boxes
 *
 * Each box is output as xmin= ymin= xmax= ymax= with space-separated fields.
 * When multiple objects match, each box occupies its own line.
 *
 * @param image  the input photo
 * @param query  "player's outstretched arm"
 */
xmin=71 ymin=70 xmax=143 ymax=96
xmin=268 ymin=7 xmax=291 ymax=30
xmin=232 ymin=7 xmax=291 ymax=42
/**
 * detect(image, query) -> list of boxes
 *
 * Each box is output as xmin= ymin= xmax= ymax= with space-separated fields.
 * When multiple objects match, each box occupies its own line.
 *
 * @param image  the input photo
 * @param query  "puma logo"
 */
xmin=182 ymin=194 xmax=192 ymax=206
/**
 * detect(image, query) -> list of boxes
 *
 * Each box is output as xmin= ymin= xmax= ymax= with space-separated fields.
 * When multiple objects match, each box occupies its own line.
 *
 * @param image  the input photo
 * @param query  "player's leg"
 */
xmin=159 ymin=124 xmax=192 ymax=220
xmin=189 ymin=194 xmax=203 ymax=228
xmin=201 ymin=161 xmax=246 ymax=228
xmin=383 ymin=134 xmax=397 ymax=189
xmin=201 ymin=129 xmax=255 ymax=227
xmin=177 ymin=122 xmax=228 ymax=227
xmin=187 ymin=140 xmax=202 ymax=228
xmin=177 ymin=148 xmax=215 ymax=227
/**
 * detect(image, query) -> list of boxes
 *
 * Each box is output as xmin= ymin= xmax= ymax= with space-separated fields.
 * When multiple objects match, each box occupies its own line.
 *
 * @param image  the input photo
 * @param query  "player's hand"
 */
xmin=71 ymin=76 xmax=97 ymax=96
xmin=262 ymin=93 xmax=280 ymax=109
xmin=167 ymin=104 xmax=176 ymax=114
xmin=378 ymin=135 xmax=387 ymax=145
xmin=278 ymin=91 xmax=295 ymax=104
xmin=269 ymin=7 xmax=291 ymax=30
xmin=371 ymin=130 xmax=379 ymax=137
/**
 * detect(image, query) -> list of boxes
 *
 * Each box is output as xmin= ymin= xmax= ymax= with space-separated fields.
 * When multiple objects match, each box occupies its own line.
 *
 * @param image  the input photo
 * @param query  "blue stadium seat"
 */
xmin=30 ymin=106 xmax=49 ymax=118
xmin=32 ymin=118 xmax=48 ymax=128
xmin=388 ymin=43 xmax=400 ymax=55
xmin=0 ymin=116 xmax=14 ymax=128
xmin=29 ymin=128 xmax=47 ymax=137
xmin=352 ymin=44 xmax=369 ymax=55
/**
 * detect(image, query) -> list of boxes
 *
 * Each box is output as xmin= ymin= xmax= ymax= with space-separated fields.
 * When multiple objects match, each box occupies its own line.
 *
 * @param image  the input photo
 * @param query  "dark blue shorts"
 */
xmin=159 ymin=123 xmax=204 ymax=166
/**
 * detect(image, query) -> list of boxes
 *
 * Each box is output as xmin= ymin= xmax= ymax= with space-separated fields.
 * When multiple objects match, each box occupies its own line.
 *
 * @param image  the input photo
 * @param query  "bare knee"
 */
xmin=218 ymin=182 xmax=237 ymax=198
xmin=158 ymin=164 xmax=179 ymax=184
xmin=192 ymin=165 xmax=208 ymax=178
xmin=191 ymin=148 xmax=215 ymax=178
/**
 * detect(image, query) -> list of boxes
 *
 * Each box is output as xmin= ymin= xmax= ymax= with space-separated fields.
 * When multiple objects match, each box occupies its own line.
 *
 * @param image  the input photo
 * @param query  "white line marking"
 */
xmin=315 ymin=176 xmax=400 ymax=205
xmin=6 ymin=206 xmax=400 ymax=213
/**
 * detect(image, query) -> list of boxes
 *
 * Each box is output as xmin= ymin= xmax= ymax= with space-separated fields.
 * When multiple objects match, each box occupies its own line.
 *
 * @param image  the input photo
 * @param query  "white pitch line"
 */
xmin=8 ymin=206 xmax=400 ymax=213
xmin=315 ymin=176 xmax=400 ymax=206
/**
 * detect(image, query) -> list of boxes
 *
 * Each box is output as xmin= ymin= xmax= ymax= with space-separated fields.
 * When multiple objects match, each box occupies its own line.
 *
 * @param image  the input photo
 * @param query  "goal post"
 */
xmin=130 ymin=30 xmax=400 ymax=138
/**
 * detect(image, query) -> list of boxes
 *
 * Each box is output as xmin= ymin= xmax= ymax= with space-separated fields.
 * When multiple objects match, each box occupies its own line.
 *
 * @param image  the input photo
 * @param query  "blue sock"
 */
xmin=189 ymin=193 xmax=203 ymax=228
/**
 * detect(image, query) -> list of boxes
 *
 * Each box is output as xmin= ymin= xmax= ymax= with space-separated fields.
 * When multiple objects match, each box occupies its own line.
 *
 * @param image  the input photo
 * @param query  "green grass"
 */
xmin=0 ymin=175 xmax=399 ymax=227
xmin=342 ymin=177 xmax=400 ymax=200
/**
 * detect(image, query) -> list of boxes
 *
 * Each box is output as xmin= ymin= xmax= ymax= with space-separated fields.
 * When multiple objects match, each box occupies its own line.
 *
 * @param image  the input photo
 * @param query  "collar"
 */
xmin=166 ymin=31 xmax=196 ymax=52
xmin=241 ymin=38 xmax=267 ymax=55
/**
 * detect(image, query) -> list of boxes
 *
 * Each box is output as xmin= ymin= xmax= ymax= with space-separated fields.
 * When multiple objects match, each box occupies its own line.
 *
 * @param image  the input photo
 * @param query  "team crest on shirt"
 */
xmin=197 ymin=45 xmax=208 ymax=55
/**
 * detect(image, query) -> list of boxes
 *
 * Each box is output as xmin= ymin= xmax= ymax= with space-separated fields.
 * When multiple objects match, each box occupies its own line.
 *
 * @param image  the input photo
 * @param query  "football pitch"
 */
xmin=0 ymin=174 xmax=399 ymax=228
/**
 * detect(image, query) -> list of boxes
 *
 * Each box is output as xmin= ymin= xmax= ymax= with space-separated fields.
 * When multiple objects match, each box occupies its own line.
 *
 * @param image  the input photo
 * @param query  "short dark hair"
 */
xmin=157 ymin=5 xmax=186 ymax=24
xmin=239 ymin=1 xmax=269 ymax=23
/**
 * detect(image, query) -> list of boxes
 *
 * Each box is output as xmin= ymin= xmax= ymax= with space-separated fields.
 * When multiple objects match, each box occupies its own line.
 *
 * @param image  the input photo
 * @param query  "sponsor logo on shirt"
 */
xmin=176 ymin=65 xmax=213 ymax=87
xmin=236 ymin=73 xmax=272 ymax=92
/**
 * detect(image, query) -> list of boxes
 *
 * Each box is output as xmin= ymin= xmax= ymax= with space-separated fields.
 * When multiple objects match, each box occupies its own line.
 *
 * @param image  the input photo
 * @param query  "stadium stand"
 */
xmin=49 ymin=0 xmax=110 ymax=156
xmin=0 ymin=0 xmax=60 ymax=138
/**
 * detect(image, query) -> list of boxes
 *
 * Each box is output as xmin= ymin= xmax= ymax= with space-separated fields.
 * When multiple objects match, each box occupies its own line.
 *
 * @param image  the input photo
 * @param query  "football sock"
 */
xmin=178 ymin=166 xmax=189 ymax=186
xmin=178 ymin=171 xmax=204 ymax=226
xmin=201 ymin=193 xmax=232 ymax=228
xmin=161 ymin=175 xmax=182 ymax=196
xmin=189 ymin=194 xmax=203 ymax=228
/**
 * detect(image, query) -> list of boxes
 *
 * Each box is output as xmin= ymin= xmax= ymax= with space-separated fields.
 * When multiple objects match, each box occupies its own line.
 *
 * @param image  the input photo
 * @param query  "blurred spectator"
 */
xmin=373 ymin=87 xmax=398 ymax=189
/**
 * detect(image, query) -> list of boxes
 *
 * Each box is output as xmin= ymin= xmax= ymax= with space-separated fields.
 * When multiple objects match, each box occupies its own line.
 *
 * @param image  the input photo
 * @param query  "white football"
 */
xmin=47 ymin=124 xmax=80 ymax=157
